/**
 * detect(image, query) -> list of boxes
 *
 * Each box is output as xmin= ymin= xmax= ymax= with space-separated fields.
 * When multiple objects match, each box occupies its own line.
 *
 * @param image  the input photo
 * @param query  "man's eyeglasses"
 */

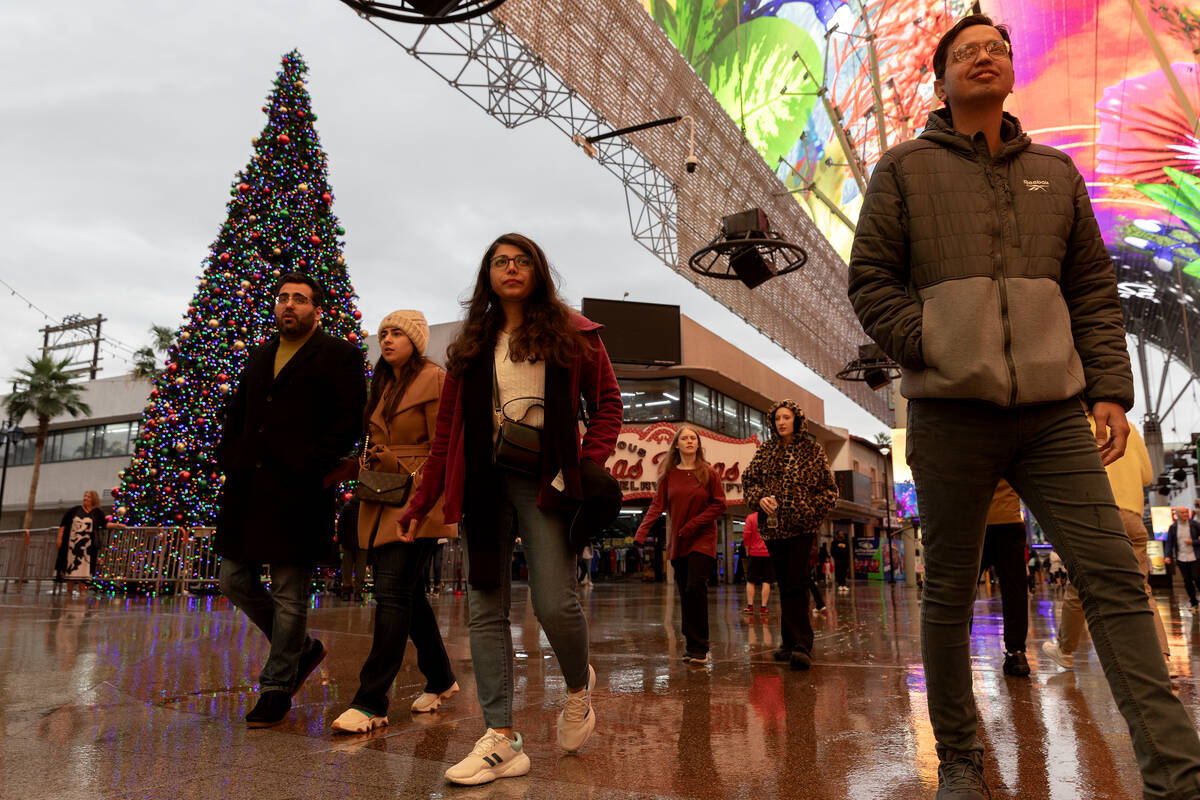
xmin=951 ymin=39 xmax=1011 ymax=64
xmin=490 ymin=254 xmax=534 ymax=271
xmin=275 ymin=292 xmax=314 ymax=307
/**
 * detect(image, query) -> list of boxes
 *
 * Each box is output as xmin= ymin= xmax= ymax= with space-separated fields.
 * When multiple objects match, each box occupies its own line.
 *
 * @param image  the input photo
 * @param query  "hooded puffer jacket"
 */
xmin=848 ymin=108 xmax=1133 ymax=410
xmin=741 ymin=400 xmax=839 ymax=539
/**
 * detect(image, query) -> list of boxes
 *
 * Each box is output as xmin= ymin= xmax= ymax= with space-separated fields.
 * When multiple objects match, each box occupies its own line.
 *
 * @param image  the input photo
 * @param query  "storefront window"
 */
xmin=683 ymin=380 xmax=769 ymax=439
xmin=747 ymin=408 xmax=769 ymax=440
xmin=688 ymin=381 xmax=717 ymax=430
xmin=619 ymin=378 xmax=683 ymax=422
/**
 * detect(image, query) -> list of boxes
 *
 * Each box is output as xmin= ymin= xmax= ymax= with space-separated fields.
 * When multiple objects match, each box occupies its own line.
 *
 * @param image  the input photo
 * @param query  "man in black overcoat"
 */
xmin=216 ymin=271 xmax=366 ymax=727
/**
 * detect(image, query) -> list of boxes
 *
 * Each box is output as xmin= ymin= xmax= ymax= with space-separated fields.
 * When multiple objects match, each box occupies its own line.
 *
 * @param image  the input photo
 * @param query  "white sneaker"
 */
xmin=1042 ymin=640 xmax=1074 ymax=670
xmin=557 ymin=664 xmax=596 ymax=752
xmin=444 ymin=729 xmax=531 ymax=785
xmin=411 ymin=681 xmax=460 ymax=713
xmin=331 ymin=707 xmax=388 ymax=734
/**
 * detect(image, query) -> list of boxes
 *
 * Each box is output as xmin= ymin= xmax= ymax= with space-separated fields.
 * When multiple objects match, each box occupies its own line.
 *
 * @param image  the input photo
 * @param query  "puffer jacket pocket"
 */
xmin=904 ymin=277 xmax=1010 ymax=404
xmin=1005 ymin=277 xmax=1087 ymax=403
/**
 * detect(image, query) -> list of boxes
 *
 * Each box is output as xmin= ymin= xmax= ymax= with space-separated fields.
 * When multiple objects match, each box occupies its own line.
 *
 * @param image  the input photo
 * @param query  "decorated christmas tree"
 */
xmin=111 ymin=50 xmax=367 ymax=528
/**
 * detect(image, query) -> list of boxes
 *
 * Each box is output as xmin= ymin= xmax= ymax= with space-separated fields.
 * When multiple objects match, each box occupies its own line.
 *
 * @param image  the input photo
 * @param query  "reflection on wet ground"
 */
xmin=2 ymin=577 xmax=1195 ymax=799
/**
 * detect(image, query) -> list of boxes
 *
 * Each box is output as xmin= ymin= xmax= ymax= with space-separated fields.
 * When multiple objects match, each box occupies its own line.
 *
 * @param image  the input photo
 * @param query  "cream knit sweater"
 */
xmin=494 ymin=331 xmax=545 ymax=430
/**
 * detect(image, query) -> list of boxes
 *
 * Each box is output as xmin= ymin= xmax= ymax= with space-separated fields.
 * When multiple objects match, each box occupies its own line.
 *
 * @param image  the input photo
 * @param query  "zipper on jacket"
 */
xmin=997 ymin=163 xmax=1021 ymax=248
xmin=986 ymin=160 xmax=1020 ymax=407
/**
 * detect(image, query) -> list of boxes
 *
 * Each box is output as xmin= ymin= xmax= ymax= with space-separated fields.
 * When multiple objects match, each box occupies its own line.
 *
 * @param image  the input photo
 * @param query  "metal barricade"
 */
xmin=92 ymin=526 xmax=221 ymax=595
xmin=0 ymin=528 xmax=59 ymax=584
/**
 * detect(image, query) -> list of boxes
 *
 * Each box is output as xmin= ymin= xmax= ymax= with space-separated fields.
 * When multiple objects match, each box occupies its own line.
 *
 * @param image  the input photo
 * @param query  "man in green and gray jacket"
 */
xmin=848 ymin=13 xmax=1200 ymax=800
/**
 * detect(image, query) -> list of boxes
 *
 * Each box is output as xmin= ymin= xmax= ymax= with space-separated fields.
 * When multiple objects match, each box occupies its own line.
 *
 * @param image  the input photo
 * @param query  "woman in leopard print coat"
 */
xmin=742 ymin=399 xmax=838 ymax=670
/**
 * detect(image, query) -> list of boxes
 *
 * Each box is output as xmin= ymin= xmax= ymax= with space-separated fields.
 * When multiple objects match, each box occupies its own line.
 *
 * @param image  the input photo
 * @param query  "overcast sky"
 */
xmin=3 ymin=1 xmax=1198 ymax=447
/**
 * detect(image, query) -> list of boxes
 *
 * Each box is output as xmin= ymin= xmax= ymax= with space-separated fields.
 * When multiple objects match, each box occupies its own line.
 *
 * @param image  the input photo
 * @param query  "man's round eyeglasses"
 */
xmin=490 ymin=254 xmax=534 ymax=271
xmin=952 ymin=39 xmax=1010 ymax=63
xmin=275 ymin=293 xmax=313 ymax=306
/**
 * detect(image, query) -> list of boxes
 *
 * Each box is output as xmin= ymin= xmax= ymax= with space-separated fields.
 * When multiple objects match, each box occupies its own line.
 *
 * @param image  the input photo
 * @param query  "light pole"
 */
xmin=0 ymin=419 xmax=24 ymax=524
xmin=879 ymin=444 xmax=894 ymax=582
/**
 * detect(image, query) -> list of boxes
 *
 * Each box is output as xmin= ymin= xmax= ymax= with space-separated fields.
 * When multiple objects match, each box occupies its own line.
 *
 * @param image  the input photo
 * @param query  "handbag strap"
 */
xmin=492 ymin=366 xmax=544 ymax=423
xmin=359 ymin=432 xmax=371 ymax=470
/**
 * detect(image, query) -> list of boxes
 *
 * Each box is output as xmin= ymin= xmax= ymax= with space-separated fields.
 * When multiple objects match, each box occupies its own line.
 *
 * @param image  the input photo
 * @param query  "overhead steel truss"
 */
xmin=346 ymin=0 xmax=891 ymax=421
xmin=358 ymin=10 xmax=678 ymax=267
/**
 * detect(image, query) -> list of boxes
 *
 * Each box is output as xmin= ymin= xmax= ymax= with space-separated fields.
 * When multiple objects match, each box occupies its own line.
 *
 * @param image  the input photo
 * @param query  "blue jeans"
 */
xmin=351 ymin=539 xmax=455 ymax=716
xmin=467 ymin=469 xmax=590 ymax=729
xmin=219 ymin=558 xmax=314 ymax=692
xmin=909 ymin=398 xmax=1200 ymax=799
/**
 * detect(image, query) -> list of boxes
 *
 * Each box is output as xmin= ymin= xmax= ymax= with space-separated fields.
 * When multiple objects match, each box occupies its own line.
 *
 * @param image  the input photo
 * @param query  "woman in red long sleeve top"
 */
xmin=635 ymin=426 xmax=727 ymax=664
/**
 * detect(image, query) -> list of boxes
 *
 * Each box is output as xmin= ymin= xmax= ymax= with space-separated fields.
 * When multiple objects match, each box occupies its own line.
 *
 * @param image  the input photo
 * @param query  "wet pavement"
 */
xmin=2 ymin=577 xmax=1197 ymax=799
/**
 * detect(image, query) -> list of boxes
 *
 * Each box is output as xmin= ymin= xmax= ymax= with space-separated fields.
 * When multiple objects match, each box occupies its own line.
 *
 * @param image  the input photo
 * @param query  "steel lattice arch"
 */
xmin=344 ymin=0 xmax=892 ymax=422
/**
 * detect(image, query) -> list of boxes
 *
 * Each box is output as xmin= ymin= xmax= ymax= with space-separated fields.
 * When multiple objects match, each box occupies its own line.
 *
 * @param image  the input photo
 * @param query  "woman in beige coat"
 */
xmin=331 ymin=310 xmax=459 ymax=734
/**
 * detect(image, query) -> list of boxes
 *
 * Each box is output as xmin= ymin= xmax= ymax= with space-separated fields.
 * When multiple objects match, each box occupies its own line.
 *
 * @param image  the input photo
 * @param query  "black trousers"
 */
xmin=351 ymin=539 xmax=455 ymax=716
xmin=808 ymin=567 xmax=826 ymax=609
xmin=1177 ymin=560 xmax=1199 ymax=606
xmin=978 ymin=522 xmax=1029 ymax=653
xmin=765 ymin=533 xmax=816 ymax=656
xmin=833 ymin=557 xmax=849 ymax=587
xmin=671 ymin=551 xmax=714 ymax=657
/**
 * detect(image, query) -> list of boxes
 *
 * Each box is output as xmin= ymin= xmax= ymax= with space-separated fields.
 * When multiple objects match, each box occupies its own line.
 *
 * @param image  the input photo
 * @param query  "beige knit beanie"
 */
xmin=378 ymin=309 xmax=429 ymax=355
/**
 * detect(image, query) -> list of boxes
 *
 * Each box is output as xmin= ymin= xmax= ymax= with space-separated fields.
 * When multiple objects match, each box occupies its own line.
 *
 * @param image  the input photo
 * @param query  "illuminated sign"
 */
xmin=604 ymin=422 xmax=760 ymax=502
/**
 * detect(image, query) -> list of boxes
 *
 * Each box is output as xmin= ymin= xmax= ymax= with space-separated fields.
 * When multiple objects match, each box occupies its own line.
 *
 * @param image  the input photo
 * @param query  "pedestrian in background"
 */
xmin=1166 ymin=507 xmax=1200 ymax=610
xmin=742 ymin=400 xmax=839 ymax=671
xmin=976 ymin=481 xmax=1030 ymax=677
xmin=636 ymin=425 xmax=728 ymax=665
xmin=831 ymin=531 xmax=850 ymax=591
xmin=57 ymin=490 xmax=106 ymax=592
xmin=335 ymin=497 xmax=366 ymax=601
xmin=741 ymin=509 xmax=773 ymax=616
xmin=1044 ymin=420 xmax=1170 ymax=673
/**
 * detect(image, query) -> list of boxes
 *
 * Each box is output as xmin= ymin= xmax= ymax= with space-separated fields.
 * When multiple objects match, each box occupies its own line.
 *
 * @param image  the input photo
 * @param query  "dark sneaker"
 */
xmin=292 ymin=638 xmax=326 ymax=695
xmin=246 ymin=690 xmax=291 ymax=728
xmin=789 ymin=650 xmax=812 ymax=671
xmin=936 ymin=751 xmax=988 ymax=799
xmin=772 ymin=647 xmax=791 ymax=662
xmin=1002 ymin=650 xmax=1030 ymax=677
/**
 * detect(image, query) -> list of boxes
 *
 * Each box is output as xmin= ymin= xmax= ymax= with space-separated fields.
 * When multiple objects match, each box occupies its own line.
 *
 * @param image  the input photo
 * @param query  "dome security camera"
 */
xmin=685 ymin=154 xmax=699 ymax=173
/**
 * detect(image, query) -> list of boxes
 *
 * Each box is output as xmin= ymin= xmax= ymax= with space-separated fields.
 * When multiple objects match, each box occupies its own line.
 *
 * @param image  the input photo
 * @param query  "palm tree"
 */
xmin=130 ymin=324 xmax=175 ymax=380
xmin=4 ymin=355 xmax=91 ymax=529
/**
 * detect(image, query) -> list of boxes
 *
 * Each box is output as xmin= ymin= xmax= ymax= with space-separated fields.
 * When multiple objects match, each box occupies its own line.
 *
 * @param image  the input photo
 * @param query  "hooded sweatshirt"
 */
xmin=741 ymin=400 xmax=839 ymax=538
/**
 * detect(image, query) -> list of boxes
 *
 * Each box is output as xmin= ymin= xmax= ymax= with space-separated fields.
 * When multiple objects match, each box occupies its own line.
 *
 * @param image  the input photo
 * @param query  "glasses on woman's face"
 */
xmin=490 ymin=254 xmax=534 ymax=271
xmin=951 ymin=39 xmax=1010 ymax=64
